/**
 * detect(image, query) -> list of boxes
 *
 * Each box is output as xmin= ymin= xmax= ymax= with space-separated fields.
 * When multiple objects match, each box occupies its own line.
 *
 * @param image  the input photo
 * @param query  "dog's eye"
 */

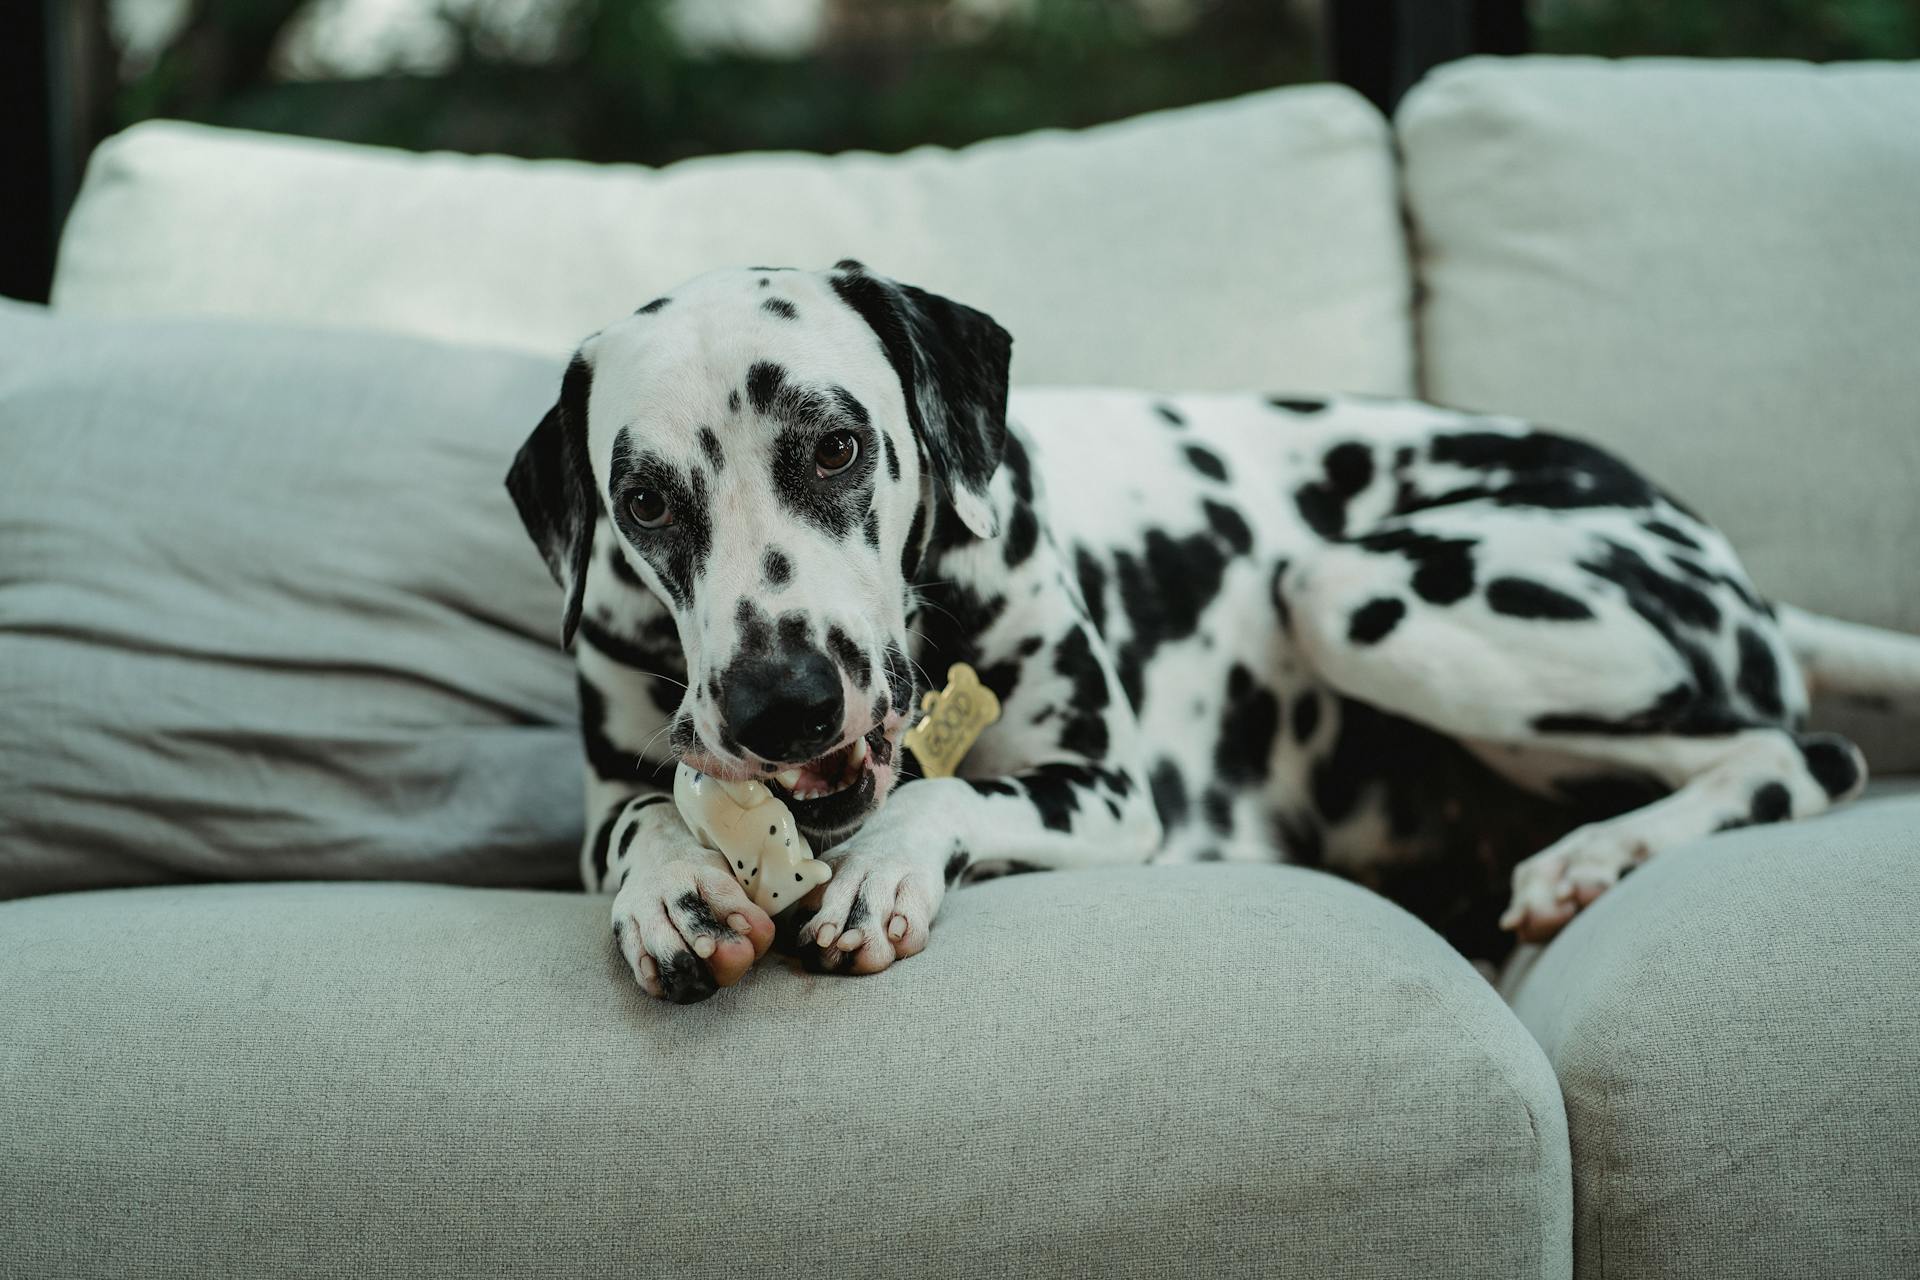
xmin=814 ymin=430 xmax=859 ymax=477
xmin=628 ymin=490 xmax=672 ymax=529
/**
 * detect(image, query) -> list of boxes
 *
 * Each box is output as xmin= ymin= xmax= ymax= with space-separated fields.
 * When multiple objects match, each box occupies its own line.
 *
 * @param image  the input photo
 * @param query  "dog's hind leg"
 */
xmin=1280 ymin=503 xmax=1866 ymax=942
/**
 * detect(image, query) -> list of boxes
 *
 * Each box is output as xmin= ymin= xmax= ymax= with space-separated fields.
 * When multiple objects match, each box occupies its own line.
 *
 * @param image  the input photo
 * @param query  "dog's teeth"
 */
xmin=851 ymin=738 xmax=869 ymax=766
xmin=775 ymin=769 xmax=801 ymax=789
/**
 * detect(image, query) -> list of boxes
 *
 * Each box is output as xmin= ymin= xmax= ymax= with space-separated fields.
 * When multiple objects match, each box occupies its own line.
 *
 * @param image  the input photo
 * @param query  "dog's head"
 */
xmin=507 ymin=262 xmax=1011 ymax=842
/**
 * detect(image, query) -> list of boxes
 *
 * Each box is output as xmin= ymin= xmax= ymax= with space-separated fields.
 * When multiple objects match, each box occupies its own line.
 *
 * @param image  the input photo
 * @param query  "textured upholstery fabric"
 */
xmin=1398 ymin=57 xmax=1920 ymax=641
xmin=0 ymin=303 xmax=578 ymax=898
xmin=0 ymin=865 xmax=1571 ymax=1279
xmin=51 ymin=86 xmax=1414 ymax=395
xmin=1505 ymin=787 xmax=1920 ymax=1280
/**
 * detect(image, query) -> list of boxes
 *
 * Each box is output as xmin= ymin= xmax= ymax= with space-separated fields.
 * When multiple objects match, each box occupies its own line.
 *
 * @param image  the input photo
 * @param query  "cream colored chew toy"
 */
xmin=673 ymin=764 xmax=833 ymax=915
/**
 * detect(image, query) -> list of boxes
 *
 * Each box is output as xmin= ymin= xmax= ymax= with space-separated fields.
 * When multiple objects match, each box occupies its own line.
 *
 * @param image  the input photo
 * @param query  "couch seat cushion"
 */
xmin=1504 ymin=787 xmax=1920 ymax=1279
xmin=1 ymin=864 xmax=1569 ymax=1279
xmin=51 ymin=86 xmax=1412 ymax=395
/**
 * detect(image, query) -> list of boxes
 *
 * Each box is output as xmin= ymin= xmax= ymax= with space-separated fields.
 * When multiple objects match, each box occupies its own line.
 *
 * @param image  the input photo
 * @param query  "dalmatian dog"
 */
xmin=508 ymin=261 xmax=1913 ymax=1004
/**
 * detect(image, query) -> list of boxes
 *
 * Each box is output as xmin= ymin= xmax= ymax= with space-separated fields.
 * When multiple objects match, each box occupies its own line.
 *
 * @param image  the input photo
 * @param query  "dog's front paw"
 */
xmin=612 ymin=860 xmax=776 ymax=1003
xmin=789 ymin=849 xmax=945 ymax=976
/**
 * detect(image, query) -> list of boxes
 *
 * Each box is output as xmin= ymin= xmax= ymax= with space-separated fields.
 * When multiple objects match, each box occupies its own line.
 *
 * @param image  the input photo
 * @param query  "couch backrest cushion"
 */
xmin=0 ymin=303 xmax=580 ymax=900
xmin=1399 ymin=57 xmax=1920 ymax=641
xmin=52 ymin=86 xmax=1413 ymax=395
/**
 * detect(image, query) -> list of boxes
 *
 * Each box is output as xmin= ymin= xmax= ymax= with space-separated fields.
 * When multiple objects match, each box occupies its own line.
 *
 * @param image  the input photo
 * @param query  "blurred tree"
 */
xmin=93 ymin=0 xmax=1316 ymax=162
xmin=91 ymin=0 xmax=1919 ymax=168
xmin=1534 ymin=0 xmax=1920 ymax=60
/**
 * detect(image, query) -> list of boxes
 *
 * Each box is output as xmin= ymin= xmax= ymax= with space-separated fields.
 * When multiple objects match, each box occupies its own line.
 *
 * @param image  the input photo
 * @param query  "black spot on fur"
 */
xmin=576 ymin=673 xmax=672 ymax=784
xmin=1215 ymin=665 xmax=1280 ymax=785
xmin=698 ymin=427 xmax=724 ymax=472
xmin=882 ymin=432 xmax=900 ymax=481
xmin=636 ymin=297 xmax=669 ymax=314
xmin=1643 ymin=519 xmax=1702 ymax=550
xmin=1749 ymin=782 xmax=1792 ymax=824
xmin=1421 ymin=430 xmax=1673 ymax=513
xmin=1202 ymin=500 xmax=1253 ymax=556
xmin=1001 ymin=431 xmax=1036 ymax=504
xmin=1154 ymin=403 xmax=1186 ymax=427
xmin=1486 ymin=577 xmax=1594 ymax=621
xmin=1293 ymin=443 xmax=1377 ymax=540
xmin=746 ymin=362 xmax=788 ymax=417
xmin=1110 ymin=530 xmax=1229 ymax=707
xmin=1580 ymin=540 xmax=1722 ymax=633
xmin=588 ymin=809 xmax=620 ymax=885
xmin=1354 ymin=527 xmax=1478 ymax=605
xmin=1291 ymin=689 xmax=1321 ymax=744
xmin=966 ymin=778 xmax=1021 ymax=798
xmin=728 ymin=389 xmax=741 ymax=414
xmin=605 ymin=541 xmax=646 ymax=590
xmin=578 ymin=615 xmax=686 ymax=715
xmin=763 ymin=547 xmax=792 ymax=587
xmin=1149 ymin=758 xmax=1188 ymax=830
xmin=763 ymin=298 xmax=798 ymax=320
xmin=911 ymin=579 xmax=1009 ymax=698
xmin=901 ymin=503 xmax=928 ymax=581
xmin=825 ymin=624 xmax=871 ymax=690
xmin=775 ymin=611 xmax=810 ymax=654
xmin=1268 ymin=396 xmax=1328 ymax=414
xmin=1052 ymin=626 xmax=1112 ymax=759
xmin=1202 ymin=788 xmax=1234 ymax=835
xmin=608 ymin=430 xmax=713 ymax=609
xmin=944 ymin=849 xmax=971 ymax=884
xmin=1003 ymin=501 xmax=1039 ymax=567
xmin=1348 ymin=597 xmax=1406 ymax=645
xmin=842 ymin=894 xmax=870 ymax=932
xmin=1074 ymin=548 xmax=1108 ymax=636
xmin=734 ymin=599 xmax=774 ymax=655
xmin=1184 ymin=444 xmax=1229 ymax=482
xmin=1798 ymin=734 xmax=1862 ymax=799
xmin=864 ymin=508 xmax=881 ymax=547
xmin=1735 ymin=627 xmax=1785 ymax=720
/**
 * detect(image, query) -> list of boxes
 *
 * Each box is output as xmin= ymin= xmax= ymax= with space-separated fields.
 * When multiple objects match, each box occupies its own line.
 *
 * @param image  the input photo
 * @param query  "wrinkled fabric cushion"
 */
xmin=1398 ymin=57 xmax=1920 ymax=638
xmin=1505 ymin=789 xmax=1920 ymax=1280
xmin=0 ymin=303 xmax=577 ymax=898
xmin=0 ymin=865 xmax=1571 ymax=1279
xmin=51 ymin=86 xmax=1413 ymax=395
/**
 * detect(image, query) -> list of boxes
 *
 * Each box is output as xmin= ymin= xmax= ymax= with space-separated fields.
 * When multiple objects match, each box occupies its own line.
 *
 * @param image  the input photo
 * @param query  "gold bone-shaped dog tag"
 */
xmin=903 ymin=663 xmax=1002 ymax=779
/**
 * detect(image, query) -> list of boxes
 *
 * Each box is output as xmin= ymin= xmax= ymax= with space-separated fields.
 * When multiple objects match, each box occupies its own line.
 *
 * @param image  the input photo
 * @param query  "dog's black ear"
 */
xmin=506 ymin=351 xmax=598 ymax=649
xmin=829 ymin=261 xmax=1011 ymax=539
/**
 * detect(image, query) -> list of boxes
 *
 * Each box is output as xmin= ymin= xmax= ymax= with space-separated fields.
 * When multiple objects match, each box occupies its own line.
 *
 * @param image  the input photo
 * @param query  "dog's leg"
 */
xmin=1281 ymin=507 xmax=1866 ymax=941
xmin=787 ymin=763 xmax=1162 ymax=975
xmin=1495 ymin=728 xmax=1862 ymax=940
xmin=575 ymin=640 xmax=781 ymax=1003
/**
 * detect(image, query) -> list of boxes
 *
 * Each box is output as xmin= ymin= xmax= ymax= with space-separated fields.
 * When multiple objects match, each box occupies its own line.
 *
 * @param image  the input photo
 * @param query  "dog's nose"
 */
xmin=723 ymin=649 xmax=844 ymax=763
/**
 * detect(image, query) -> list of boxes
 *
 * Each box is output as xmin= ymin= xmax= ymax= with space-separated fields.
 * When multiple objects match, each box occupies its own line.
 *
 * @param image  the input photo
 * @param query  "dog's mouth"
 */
xmin=761 ymin=722 xmax=897 ymax=835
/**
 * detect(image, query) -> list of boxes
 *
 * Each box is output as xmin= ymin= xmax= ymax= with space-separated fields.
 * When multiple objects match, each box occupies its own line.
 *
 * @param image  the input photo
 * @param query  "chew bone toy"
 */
xmin=902 ymin=663 xmax=1002 ymax=778
xmin=673 ymin=764 xmax=833 ymax=915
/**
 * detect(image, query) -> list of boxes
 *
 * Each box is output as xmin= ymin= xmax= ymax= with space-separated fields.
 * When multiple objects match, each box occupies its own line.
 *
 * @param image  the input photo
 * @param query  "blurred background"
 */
xmin=6 ymin=0 xmax=1919 ymax=301
xmin=63 ymin=0 xmax=1920 ymax=162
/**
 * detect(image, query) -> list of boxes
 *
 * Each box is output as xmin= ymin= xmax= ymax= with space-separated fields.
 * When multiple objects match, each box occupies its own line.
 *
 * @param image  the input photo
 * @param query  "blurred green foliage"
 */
xmin=106 ymin=0 xmax=1920 ymax=166
xmin=108 ymin=0 xmax=1318 ymax=165
xmin=1535 ymin=0 xmax=1920 ymax=60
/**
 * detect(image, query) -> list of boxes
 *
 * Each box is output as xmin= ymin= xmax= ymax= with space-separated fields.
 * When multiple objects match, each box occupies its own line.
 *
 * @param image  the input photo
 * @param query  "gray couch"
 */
xmin=4 ymin=56 xmax=1918 ymax=1279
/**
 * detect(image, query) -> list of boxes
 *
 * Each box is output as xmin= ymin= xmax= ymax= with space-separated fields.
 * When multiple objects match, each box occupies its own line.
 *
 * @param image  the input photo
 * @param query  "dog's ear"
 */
xmin=828 ymin=261 xmax=1011 ymax=539
xmin=506 ymin=351 xmax=598 ymax=649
